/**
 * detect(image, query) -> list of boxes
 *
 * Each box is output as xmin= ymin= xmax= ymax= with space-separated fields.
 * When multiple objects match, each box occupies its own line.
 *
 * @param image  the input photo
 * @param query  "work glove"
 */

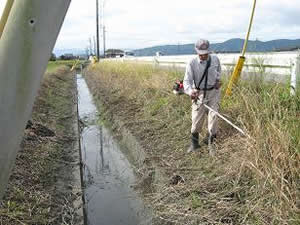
xmin=191 ymin=90 xmax=199 ymax=100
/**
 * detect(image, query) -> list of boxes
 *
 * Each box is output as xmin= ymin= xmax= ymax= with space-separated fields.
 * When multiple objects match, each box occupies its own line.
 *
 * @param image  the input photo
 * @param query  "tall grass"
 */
xmin=224 ymin=80 xmax=299 ymax=223
xmin=85 ymin=61 xmax=299 ymax=224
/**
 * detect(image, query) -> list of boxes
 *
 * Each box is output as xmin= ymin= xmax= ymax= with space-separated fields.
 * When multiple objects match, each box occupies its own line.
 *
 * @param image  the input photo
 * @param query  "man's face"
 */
xmin=199 ymin=54 xmax=209 ymax=61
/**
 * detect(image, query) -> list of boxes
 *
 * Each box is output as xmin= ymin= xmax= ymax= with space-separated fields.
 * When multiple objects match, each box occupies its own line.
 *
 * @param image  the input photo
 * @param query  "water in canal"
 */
xmin=77 ymin=74 xmax=151 ymax=225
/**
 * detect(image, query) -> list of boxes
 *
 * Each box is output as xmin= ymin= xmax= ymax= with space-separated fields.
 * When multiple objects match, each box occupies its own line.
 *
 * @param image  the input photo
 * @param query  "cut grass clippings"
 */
xmin=0 ymin=65 xmax=82 ymax=224
xmin=84 ymin=61 xmax=299 ymax=225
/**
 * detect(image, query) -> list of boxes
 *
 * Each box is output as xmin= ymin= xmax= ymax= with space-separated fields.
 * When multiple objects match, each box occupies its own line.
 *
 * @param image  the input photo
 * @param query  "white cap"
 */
xmin=195 ymin=39 xmax=210 ymax=55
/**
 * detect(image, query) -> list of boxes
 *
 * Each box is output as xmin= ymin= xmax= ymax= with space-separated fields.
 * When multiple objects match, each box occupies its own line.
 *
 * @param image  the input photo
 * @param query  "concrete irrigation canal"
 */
xmin=76 ymin=74 xmax=151 ymax=225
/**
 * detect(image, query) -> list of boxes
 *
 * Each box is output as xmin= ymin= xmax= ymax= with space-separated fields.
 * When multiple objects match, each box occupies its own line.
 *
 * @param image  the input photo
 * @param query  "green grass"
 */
xmin=46 ymin=60 xmax=79 ymax=73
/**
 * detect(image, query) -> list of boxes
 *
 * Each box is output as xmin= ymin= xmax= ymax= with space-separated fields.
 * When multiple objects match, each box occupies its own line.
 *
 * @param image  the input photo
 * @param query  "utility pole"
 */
xmin=103 ymin=25 xmax=106 ymax=58
xmin=93 ymin=36 xmax=97 ymax=56
xmin=96 ymin=0 xmax=100 ymax=59
xmin=89 ymin=37 xmax=93 ymax=56
xmin=0 ymin=0 xmax=71 ymax=201
xmin=101 ymin=0 xmax=106 ymax=58
xmin=85 ymin=47 xmax=89 ymax=58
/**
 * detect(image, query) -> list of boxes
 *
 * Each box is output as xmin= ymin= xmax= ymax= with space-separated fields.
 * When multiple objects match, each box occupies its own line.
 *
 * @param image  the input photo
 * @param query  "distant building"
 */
xmin=124 ymin=51 xmax=135 ymax=57
xmin=59 ymin=53 xmax=75 ymax=60
xmin=64 ymin=53 xmax=74 ymax=58
xmin=76 ymin=54 xmax=88 ymax=60
xmin=156 ymin=51 xmax=164 ymax=57
xmin=105 ymin=49 xmax=124 ymax=58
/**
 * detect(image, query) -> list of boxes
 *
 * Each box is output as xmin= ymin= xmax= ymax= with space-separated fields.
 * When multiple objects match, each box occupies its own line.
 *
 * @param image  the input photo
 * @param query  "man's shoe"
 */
xmin=187 ymin=133 xmax=201 ymax=153
xmin=203 ymin=133 xmax=217 ymax=145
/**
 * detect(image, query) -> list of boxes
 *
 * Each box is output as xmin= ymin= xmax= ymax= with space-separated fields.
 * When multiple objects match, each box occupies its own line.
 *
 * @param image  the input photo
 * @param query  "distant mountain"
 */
xmin=133 ymin=38 xmax=300 ymax=56
xmin=53 ymin=38 xmax=300 ymax=57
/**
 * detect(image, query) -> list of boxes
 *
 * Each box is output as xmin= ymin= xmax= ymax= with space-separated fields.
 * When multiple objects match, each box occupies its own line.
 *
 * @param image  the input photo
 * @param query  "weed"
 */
xmin=84 ymin=61 xmax=299 ymax=225
xmin=1 ymin=65 xmax=81 ymax=224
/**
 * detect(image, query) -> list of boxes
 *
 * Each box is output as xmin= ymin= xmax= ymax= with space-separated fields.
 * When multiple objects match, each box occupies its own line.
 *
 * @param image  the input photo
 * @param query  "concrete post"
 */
xmin=0 ymin=0 xmax=15 ymax=39
xmin=0 ymin=0 xmax=71 ymax=200
xmin=290 ymin=54 xmax=300 ymax=95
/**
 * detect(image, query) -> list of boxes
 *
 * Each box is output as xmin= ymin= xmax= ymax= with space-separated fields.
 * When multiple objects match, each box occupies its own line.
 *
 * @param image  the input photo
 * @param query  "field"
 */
xmin=84 ymin=61 xmax=300 ymax=225
xmin=0 ymin=59 xmax=298 ymax=224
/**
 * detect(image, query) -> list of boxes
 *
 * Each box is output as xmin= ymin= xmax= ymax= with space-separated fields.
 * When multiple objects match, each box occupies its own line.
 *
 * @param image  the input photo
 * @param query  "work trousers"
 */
xmin=191 ymin=89 xmax=221 ymax=135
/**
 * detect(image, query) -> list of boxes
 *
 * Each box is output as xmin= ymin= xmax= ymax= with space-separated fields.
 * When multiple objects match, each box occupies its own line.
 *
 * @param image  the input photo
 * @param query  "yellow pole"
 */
xmin=0 ymin=0 xmax=14 ymax=39
xmin=225 ymin=0 xmax=257 ymax=96
xmin=241 ymin=0 xmax=257 ymax=57
xmin=225 ymin=56 xmax=246 ymax=96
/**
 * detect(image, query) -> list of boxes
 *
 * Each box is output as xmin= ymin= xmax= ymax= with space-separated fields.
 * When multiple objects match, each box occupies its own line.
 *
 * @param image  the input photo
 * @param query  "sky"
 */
xmin=1 ymin=0 xmax=300 ymax=53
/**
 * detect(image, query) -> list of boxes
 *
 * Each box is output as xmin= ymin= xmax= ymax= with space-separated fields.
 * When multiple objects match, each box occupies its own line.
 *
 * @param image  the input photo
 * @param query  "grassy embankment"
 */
xmin=0 ymin=63 xmax=81 ymax=224
xmin=85 ymin=61 xmax=299 ymax=225
xmin=47 ymin=60 xmax=79 ymax=73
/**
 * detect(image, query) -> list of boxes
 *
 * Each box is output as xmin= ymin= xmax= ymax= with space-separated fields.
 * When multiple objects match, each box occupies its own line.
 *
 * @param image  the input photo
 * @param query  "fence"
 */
xmin=107 ymin=51 xmax=300 ymax=93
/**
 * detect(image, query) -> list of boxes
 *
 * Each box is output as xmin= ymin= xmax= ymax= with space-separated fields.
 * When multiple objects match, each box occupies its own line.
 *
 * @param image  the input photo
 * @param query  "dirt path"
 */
xmin=0 ymin=66 xmax=83 ymax=225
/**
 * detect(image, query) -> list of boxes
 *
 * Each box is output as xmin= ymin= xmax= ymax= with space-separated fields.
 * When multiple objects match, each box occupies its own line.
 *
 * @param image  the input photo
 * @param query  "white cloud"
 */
xmin=1 ymin=0 xmax=300 ymax=51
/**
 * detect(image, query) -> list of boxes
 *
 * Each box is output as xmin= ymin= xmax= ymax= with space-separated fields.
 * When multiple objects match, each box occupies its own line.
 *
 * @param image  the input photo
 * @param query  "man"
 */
xmin=183 ymin=39 xmax=222 ymax=153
